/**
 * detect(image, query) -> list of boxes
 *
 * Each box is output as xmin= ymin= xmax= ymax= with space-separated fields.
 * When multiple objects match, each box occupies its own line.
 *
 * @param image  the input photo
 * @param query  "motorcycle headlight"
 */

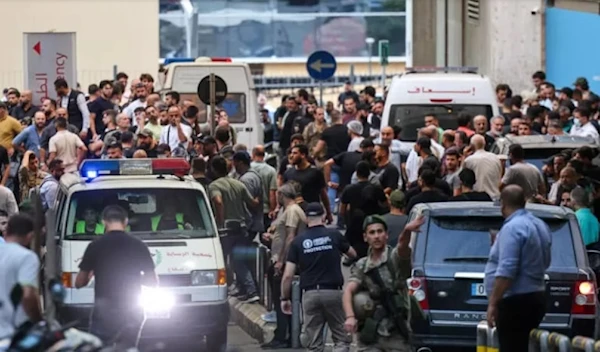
xmin=139 ymin=287 xmax=175 ymax=312
xmin=191 ymin=269 xmax=227 ymax=286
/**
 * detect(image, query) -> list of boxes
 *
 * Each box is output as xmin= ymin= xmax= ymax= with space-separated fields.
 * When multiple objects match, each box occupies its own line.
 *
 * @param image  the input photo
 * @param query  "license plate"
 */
xmin=471 ymin=283 xmax=486 ymax=297
xmin=145 ymin=310 xmax=171 ymax=319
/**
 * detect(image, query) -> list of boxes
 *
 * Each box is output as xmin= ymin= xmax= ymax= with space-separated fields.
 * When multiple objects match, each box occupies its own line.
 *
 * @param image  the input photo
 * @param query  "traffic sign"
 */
xmin=306 ymin=51 xmax=337 ymax=81
xmin=379 ymin=39 xmax=389 ymax=66
xmin=197 ymin=75 xmax=228 ymax=105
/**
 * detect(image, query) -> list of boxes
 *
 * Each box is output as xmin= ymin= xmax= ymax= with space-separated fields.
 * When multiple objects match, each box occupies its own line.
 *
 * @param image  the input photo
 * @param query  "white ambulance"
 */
xmin=46 ymin=159 xmax=228 ymax=350
xmin=157 ymin=57 xmax=264 ymax=147
xmin=382 ymin=67 xmax=501 ymax=141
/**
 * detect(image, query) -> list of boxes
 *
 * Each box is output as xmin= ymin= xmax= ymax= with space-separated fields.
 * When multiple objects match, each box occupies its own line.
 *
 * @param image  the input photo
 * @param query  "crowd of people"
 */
xmin=1 ymin=69 xmax=600 ymax=351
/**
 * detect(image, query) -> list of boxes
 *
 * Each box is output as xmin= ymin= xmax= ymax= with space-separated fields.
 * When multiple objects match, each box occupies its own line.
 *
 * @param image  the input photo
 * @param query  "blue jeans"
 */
xmin=328 ymin=166 xmax=340 ymax=214
xmin=230 ymin=236 xmax=258 ymax=295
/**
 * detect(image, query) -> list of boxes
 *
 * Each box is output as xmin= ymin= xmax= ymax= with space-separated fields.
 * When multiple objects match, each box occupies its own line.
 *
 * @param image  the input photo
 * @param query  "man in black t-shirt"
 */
xmin=283 ymin=144 xmax=332 ymax=223
xmin=280 ymin=203 xmax=355 ymax=352
xmin=340 ymin=161 xmax=387 ymax=259
xmin=406 ymin=169 xmax=449 ymax=213
xmin=449 ymin=168 xmax=492 ymax=202
xmin=75 ymin=205 xmax=156 ymax=347
xmin=373 ymin=144 xmax=400 ymax=196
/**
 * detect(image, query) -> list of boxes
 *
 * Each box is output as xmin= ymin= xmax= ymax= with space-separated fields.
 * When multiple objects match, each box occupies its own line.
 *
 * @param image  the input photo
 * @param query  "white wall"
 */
xmin=0 ymin=0 xmax=159 ymax=91
xmin=464 ymin=0 xmax=543 ymax=93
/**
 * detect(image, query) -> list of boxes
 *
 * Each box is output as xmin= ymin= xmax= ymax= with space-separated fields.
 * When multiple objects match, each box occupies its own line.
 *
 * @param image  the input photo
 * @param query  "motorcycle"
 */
xmin=0 ymin=279 xmax=103 ymax=352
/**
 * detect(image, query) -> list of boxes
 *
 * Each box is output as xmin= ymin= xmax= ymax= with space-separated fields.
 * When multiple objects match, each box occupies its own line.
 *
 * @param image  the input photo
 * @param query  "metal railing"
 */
xmin=252 ymin=73 xmax=397 ymax=90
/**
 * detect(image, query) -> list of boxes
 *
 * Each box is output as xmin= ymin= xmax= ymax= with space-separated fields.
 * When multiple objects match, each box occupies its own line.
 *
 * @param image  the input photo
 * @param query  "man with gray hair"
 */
xmin=260 ymin=182 xmax=306 ymax=348
xmin=571 ymin=186 xmax=599 ymax=246
xmin=488 ymin=116 xmax=505 ymax=139
xmin=280 ymin=202 xmax=355 ymax=352
xmin=463 ymin=134 xmax=503 ymax=199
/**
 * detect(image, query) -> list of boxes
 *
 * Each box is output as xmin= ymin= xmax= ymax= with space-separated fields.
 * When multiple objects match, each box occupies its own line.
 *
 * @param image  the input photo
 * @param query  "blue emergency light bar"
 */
xmin=79 ymin=159 xmax=190 ymax=179
xmin=406 ymin=66 xmax=478 ymax=73
xmin=162 ymin=58 xmax=196 ymax=65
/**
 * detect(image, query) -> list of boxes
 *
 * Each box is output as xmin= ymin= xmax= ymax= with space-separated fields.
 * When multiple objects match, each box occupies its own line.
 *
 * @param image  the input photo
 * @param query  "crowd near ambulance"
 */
xmin=0 ymin=60 xmax=600 ymax=352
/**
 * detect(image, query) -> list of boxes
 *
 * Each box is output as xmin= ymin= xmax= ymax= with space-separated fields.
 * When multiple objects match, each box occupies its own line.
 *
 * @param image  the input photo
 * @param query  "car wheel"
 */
xmin=205 ymin=328 xmax=227 ymax=352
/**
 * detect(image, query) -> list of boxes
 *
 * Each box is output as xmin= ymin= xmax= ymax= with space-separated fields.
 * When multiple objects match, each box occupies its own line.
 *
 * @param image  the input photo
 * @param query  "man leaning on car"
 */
xmin=484 ymin=185 xmax=552 ymax=352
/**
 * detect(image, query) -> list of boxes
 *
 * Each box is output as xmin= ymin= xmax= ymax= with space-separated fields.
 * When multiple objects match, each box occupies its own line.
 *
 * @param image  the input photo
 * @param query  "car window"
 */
xmin=523 ymin=148 xmax=572 ymax=171
xmin=425 ymin=216 xmax=576 ymax=268
xmin=64 ymin=188 xmax=216 ymax=240
xmin=388 ymin=104 xmax=494 ymax=141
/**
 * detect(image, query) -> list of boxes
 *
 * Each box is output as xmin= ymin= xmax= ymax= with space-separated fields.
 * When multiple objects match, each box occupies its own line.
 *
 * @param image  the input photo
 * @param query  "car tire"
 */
xmin=205 ymin=328 xmax=227 ymax=352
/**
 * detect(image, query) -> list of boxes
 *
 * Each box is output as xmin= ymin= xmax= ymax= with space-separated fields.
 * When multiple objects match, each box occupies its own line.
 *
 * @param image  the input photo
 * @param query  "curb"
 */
xmin=229 ymin=297 xmax=276 ymax=344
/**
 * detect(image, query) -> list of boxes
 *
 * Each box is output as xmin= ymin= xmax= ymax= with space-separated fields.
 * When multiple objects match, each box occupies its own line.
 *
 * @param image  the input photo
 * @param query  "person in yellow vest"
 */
xmin=151 ymin=199 xmax=189 ymax=231
xmin=76 ymin=207 xmax=104 ymax=235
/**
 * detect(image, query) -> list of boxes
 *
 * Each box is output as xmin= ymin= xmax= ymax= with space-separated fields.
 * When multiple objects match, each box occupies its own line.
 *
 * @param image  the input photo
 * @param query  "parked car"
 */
xmin=407 ymin=201 xmax=598 ymax=348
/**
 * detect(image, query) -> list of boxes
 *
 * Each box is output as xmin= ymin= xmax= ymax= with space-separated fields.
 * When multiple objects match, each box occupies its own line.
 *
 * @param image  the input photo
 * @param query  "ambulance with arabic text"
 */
xmin=46 ymin=158 xmax=229 ymax=350
xmin=382 ymin=67 xmax=500 ymax=141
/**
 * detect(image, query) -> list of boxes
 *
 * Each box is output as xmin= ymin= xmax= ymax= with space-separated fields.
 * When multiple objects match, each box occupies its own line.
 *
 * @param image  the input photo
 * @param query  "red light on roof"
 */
xmin=430 ymin=99 xmax=453 ymax=103
xmin=211 ymin=57 xmax=232 ymax=62
xmin=151 ymin=158 xmax=190 ymax=176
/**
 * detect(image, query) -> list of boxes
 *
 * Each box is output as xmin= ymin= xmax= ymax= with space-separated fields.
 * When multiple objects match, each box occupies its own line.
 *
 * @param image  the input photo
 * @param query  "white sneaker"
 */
xmin=261 ymin=311 xmax=277 ymax=323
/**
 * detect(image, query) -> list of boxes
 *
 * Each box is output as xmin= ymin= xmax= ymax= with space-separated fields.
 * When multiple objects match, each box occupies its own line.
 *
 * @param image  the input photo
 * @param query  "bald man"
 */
xmin=463 ymin=134 xmax=503 ymax=198
xmin=472 ymin=115 xmax=495 ymax=150
xmin=10 ymin=89 xmax=40 ymax=120
xmin=39 ymin=108 xmax=80 ymax=166
xmin=251 ymin=145 xmax=278 ymax=222
xmin=485 ymin=184 xmax=550 ymax=352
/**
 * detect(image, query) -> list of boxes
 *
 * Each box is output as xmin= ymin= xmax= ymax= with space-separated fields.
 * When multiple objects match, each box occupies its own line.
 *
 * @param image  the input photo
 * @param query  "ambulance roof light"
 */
xmin=80 ymin=159 xmax=190 ymax=180
xmin=162 ymin=58 xmax=196 ymax=65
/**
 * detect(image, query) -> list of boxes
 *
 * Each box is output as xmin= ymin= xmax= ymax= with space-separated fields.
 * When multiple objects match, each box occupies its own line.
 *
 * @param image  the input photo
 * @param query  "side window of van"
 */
xmin=55 ymin=190 xmax=67 ymax=236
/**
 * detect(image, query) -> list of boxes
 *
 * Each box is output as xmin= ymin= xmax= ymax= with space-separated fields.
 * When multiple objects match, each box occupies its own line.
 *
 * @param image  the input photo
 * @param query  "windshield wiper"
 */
xmin=443 ymin=256 xmax=489 ymax=263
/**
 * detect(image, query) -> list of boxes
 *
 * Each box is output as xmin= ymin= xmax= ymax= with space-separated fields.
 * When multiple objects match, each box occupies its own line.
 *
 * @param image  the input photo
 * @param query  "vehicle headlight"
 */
xmin=139 ymin=287 xmax=175 ymax=312
xmin=191 ymin=269 xmax=227 ymax=286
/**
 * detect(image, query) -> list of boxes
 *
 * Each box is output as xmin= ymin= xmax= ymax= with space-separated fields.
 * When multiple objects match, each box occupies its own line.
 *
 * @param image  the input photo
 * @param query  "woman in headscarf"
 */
xmin=19 ymin=151 xmax=47 ymax=202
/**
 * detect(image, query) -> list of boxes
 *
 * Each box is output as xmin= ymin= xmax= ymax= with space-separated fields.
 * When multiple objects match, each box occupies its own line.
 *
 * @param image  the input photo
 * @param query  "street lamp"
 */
xmin=366 ymin=37 xmax=375 ymax=78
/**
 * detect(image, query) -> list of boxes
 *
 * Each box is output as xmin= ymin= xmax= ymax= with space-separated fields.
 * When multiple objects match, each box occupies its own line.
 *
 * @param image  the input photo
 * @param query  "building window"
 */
xmin=159 ymin=0 xmax=408 ymax=61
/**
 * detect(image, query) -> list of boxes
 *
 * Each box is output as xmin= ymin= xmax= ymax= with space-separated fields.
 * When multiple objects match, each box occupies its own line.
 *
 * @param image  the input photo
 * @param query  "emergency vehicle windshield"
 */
xmin=64 ymin=188 xmax=216 ymax=240
xmin=389 ymin=104 xmax=494 ymax=141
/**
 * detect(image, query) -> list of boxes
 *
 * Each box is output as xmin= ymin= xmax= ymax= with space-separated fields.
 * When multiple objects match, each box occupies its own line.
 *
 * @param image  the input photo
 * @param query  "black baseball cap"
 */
xmin=305 ymin=202 xmax=324 ymax=217
xmin=232 ymin=151 xmax=251 ymax=164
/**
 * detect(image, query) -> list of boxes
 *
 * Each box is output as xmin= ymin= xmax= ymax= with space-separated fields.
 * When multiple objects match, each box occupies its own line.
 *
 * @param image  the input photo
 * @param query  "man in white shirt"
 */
xmin=48 ymin=118 xmax=87 ymax=173
xmin=463 ymin=134 xmax=503 ymax=199
xmin=160 ymin=106 xmax=192 ymax=151
xmin=570 ymin=107 xmax=599 ymax=144
xmin=0 ymin=214 xmax=42 ymax=338
xmin=122 ymin=83 xmax=148 ymax=125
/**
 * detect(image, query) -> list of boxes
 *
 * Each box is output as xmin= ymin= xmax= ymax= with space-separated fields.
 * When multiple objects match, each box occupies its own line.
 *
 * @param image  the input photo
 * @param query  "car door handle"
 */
xmin=454 ymin=272 xmax=550 ymax=280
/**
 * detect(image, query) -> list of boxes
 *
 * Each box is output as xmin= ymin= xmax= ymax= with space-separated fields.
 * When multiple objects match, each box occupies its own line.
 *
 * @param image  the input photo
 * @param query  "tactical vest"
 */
xmin=151 ymin=213 xmax=184 ymax=231
xmin=66 ymin=90 xmax=84 ymax=131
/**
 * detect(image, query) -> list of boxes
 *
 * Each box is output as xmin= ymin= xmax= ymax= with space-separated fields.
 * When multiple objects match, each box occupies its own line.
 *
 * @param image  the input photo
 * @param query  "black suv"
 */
xmin=407 ymin=202 xmax=598 ymax=348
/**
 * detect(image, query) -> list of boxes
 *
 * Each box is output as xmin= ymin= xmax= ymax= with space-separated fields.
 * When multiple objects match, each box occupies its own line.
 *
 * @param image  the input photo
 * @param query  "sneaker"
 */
xmin=260 ymin=339 xmax=290 ymax=349
xmin=261 ymin=311 xmax=277 ymax=323
xmin=239 ymin=293 xmax=260 ymax=303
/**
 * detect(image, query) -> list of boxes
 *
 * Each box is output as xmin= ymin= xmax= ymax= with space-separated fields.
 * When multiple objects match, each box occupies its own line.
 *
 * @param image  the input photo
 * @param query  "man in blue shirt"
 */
xmin=485 ymin=185 xmax=551 ymax=352
xmin=571 ymin=186 xmax=599 ymax=246
xmin=12 ymin=111 xmax=46 ymax=158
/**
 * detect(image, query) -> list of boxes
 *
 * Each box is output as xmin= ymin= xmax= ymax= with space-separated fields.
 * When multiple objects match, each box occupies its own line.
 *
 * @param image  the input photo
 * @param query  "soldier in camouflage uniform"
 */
xmin=342 ymin=214 xmax=425 ymax=352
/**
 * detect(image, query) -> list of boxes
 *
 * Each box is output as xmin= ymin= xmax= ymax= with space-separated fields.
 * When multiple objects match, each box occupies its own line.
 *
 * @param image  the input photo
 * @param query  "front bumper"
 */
xmin=58 ymin=300 xmax=230 ymax=339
